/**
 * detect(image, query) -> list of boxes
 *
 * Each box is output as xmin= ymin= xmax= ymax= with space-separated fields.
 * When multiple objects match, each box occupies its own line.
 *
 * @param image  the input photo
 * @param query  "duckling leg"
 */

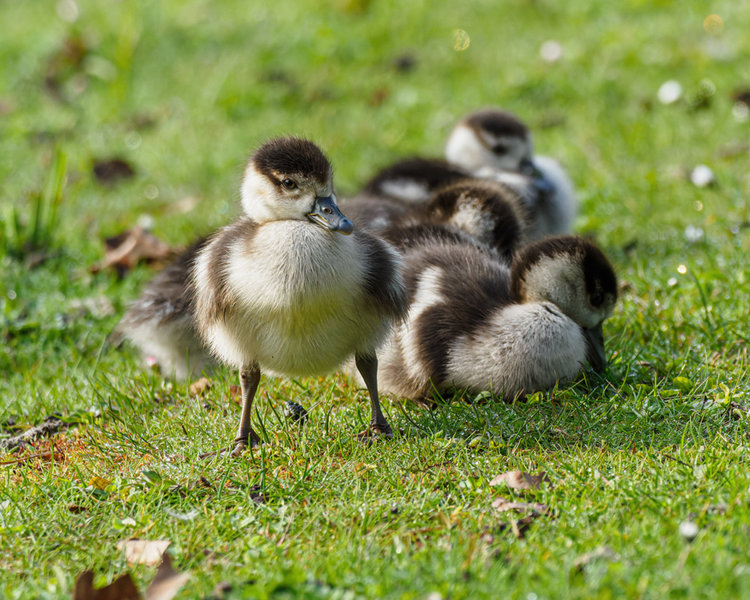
xmin=232 ymin=362 xmax=262 ymax=456
xmin=354 ymin=353 xmax=393 ymax=440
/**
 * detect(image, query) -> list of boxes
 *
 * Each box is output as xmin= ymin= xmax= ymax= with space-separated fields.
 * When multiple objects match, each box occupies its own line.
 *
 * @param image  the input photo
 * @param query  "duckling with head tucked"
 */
xmin=445 ymin=107 xmax=577 ymax=239
xmin=377 ymin=235 xmax=617 ymax=401
xmin=190 ymin=138 xmax=407 ymax=454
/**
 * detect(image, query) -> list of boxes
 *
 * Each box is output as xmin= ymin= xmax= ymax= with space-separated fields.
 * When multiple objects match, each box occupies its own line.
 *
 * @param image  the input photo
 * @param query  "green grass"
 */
xmin=2 ymin=0 xmax=750 ymax=598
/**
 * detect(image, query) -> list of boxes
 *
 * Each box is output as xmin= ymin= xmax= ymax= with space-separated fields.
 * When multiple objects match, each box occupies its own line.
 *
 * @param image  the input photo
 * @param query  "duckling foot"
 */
xmin=230 ymin=432 xmax=262 ymax=456
xmin=355 ymin=422 xmax=394 ymax=444
xmin=200 ymin=432 xmax=261 ymax=460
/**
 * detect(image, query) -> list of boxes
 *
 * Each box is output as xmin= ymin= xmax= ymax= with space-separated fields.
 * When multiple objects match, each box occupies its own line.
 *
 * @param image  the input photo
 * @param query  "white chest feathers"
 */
xmin=194 ymin=221 xmax=389 ymax=375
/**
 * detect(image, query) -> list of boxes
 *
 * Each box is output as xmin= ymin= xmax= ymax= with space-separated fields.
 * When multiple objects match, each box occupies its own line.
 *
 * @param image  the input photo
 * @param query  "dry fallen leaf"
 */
xmin=72 ymin=571 xmax=141 ymax=600
xmin=93 ymin=158 xmax=135 ymax=184
xmin=144 ymin=554 xmax=190 ymax=600
xmin=189 ymin=377 xmax=212 ymax=397
xmin=93 ymin=227 xmax=172 ymax=277
xmin=72 ymin=554 xmax=189 ymax=600
xmin=491 ymin=497 xmax=552 ymax=516
xmin=572 ymin=546 xmax=620 ymax=571
xmin=489 ymin=470 xmax=551 ymax=490
xmin=118 ymin=540 xmax=171 ymax=567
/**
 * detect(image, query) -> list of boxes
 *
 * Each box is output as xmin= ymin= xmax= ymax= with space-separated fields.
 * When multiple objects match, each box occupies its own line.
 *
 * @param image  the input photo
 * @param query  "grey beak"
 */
xmin=307 ymin=195 xmax=354 ymax=235
xmin=520 ymin=159 xmax=554 ymax=195
xmin=583 ymin=323 xmax=607 ymax=373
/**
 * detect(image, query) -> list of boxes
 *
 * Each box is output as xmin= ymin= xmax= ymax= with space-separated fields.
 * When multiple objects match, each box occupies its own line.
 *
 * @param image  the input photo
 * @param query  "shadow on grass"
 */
xmin=387 ymin=370 xmax=738 ymax=453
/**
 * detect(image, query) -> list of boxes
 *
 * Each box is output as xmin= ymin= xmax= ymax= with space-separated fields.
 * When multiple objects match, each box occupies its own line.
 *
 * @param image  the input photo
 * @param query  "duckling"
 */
xmin=116 ymin=238 xmax=217 ymax=379
xmin=374 ymin=178 xmax=526 ymax=264
xmin=339 ymin=158 xmax=470 ymax=233
xmin=445 ymin=108 xmax=577 ymax=239
xmin=191 ymin=137 xmax=408 ymax=455
xmin=376 ymin=235 xmax=617 ymax=401
xmin=420 ymin=179 xmax=527 ymax=261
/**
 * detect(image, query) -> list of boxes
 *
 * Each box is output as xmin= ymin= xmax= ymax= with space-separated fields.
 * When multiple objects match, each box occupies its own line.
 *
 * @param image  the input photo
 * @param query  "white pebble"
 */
xmin=684 ymin=225 xmax=705 ymax=243
xmin=679 ymin=520 xmax=699 ymax=541
xmin=540 ymin=40 xmax=563 ymax=63
xmin=658 ymin=80 xmax=683 ymax=104
xmin=690 ymin=165 xmax=715 ymax=187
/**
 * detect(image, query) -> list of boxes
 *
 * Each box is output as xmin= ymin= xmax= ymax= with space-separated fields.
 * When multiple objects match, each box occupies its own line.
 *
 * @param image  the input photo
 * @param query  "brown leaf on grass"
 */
xmin=93 ymin=227 xmax=172 ymax=277
xmin=733 ymin=89 xmax=750 ymax=108
xmin=93 ymin=158 xmax=135 ymax=184
xmin=189 ymin=377 xmax=212 ymax=397
xmin=72 ymin=570 xmax=141 ymax=600
xmin=489 ymin=470 xmax=551 ymax=490
xmin=491 ymin=497 xmax=552 ymax=516
xmin=72 ymin=554 xmax=189 ymax=600
xmin=509 ymin=515 xmax=536 ymax=539
xmin=118 ymin=540 xmax=171 ymax=567
xmin=144 ymin=554 xmax=190 ymax=600
xmin=572 ymin=546 xmax=619 ymax=572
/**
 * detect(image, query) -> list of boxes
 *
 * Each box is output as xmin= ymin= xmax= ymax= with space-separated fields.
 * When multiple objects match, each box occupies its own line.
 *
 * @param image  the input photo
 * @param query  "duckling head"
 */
xmin=510 ymin=236 xmax=618 ymax=371
xmin=426 ymin=180 xmax=526 ymax=260
xmin=445 ymin=108 xmax=533 ymax=174
xmin=241 ymin=137 xmax=353 ymax=234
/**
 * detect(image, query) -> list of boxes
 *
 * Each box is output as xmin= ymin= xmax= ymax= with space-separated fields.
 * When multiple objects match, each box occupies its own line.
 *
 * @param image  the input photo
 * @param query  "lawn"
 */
xmin=1 ymin=0 xmax=749 ymax=598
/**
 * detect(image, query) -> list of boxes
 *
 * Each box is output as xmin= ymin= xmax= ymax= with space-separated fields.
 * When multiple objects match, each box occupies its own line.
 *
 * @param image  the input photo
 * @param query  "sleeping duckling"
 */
xmin=116 ymin=238 xmax=217 ymax=379
xmin=377 ymin=235 xmax=617 ymax=401
xmin=339 ymin=158 xmax=470 ymax=233
xmin=191 ymin=137 xmax=407 ymax=455
xmin=376 ymin=179 xmax=526 ymax=263
xmin=445 ymin=108 xmax=577 ymax=239
xmin=421 ymin=179 xmax=527 ymax=262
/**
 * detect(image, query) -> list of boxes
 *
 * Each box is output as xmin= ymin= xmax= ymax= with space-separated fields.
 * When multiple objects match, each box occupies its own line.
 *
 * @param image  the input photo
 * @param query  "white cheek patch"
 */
xmin=445 ymin=124 xmax=494 ymax=172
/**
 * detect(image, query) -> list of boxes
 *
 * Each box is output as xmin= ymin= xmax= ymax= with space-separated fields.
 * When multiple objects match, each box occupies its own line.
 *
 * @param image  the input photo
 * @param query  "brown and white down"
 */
xmin=375 ymin=234 xmax=618 ymax=401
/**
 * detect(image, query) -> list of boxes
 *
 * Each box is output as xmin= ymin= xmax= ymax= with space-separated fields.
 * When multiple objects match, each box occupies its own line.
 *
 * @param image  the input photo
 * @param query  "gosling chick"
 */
xmin=376 ymin=179 xmax=526 ymax=263
xmin=445 ymin=107 xmax=577 ymax=239
xmin=191 ymin=138 xmax=407 ymax=454
xmin=339 ymin=158 xmax=470 ymax=233
xmin=116 ymin=238 xmax=217 ymax=379
xmin=377 ymin=235 xmax=617 ymax=400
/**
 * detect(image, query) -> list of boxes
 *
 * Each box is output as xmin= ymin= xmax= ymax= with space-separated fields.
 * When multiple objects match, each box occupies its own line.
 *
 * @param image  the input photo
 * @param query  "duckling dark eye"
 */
xmin=492 ymin=143 xmax=508 ymax=154
xmin=281 ymin=179 xmax=297 ymax=190
xmin=590 ymin=292 xmax=604 ymax=307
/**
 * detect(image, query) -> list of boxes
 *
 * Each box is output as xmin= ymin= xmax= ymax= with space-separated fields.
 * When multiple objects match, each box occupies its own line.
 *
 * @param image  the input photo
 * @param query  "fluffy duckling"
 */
xmin=445 ymin=108 xmax=577 ymax=239
xmin=339 ymin=158 xmax=470 ymax=233
xmin=116 ymin=238 xmax=217 ymax=379
xmin=191 ymin=138 xmax=407 ymax=454
xmin=421 ymin=179 xmax=527 ymax=261
xmin=377 ymin=235 xmax=617 ymax=401
xmin=375 ymin=179 xmax=526 ymax=263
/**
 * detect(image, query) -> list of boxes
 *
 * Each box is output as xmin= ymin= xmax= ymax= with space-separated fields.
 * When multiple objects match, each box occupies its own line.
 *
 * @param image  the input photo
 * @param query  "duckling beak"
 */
xmin=583 ymin=323 xmax=607 ymax=373
xmin=307 ymin=195 xmax=354 ymax=235
xmin=520 ymin=158 xmax=554 ymax=196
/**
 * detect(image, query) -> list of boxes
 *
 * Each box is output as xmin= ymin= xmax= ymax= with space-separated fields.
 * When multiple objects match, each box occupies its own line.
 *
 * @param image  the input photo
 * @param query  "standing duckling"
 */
xmin=377 ymin=235 xmax=617 ymax=401
xmin=191 ymin=138 xmax=407 ymax=455
xmin=445 ymin=107 xmax=577 ymax=239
